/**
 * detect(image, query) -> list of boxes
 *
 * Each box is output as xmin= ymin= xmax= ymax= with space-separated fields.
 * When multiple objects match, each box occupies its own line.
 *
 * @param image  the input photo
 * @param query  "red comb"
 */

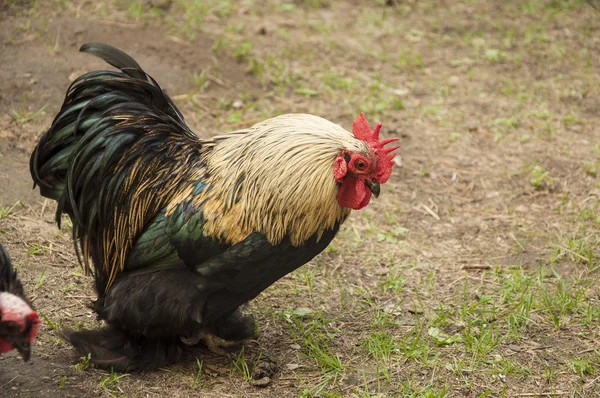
xmin=352 ymin=113 xmax=400 ymax=183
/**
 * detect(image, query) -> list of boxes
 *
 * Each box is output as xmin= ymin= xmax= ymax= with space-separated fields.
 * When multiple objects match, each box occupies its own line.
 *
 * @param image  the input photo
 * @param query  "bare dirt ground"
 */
xmin=1 ymin=0 xmax=600 ymax=397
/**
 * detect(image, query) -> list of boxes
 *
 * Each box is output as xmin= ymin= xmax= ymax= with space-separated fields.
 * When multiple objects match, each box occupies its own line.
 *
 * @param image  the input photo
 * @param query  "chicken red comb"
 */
xmin=352 ymin=113 xmax=400 ymax=183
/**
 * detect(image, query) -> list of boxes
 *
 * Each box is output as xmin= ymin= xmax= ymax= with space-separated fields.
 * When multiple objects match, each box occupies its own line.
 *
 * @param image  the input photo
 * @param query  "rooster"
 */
xmin=30 ymin=43 xmax=399 ymax=371
xmin=0 ymin=244 xmax=40 ymax=362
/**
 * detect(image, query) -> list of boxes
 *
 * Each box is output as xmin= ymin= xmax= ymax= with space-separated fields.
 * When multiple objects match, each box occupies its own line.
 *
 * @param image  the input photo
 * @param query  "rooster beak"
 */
xmin=364 ymin=179 xmax=380 ymax=198
xmin=13 ymin=340 xmax=31 ymax=362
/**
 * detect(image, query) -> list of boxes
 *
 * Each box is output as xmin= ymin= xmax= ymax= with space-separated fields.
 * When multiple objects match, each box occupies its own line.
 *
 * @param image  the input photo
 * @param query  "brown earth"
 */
xmin=1 ymin=0 xmax=600 ymax=397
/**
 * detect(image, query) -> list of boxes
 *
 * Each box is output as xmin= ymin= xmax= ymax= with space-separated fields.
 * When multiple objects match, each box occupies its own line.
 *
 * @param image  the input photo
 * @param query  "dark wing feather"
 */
xmin=125 ymin=188 xmax=228 ymax=273
xmin=0 ymin=244 xmax=27 ymax=301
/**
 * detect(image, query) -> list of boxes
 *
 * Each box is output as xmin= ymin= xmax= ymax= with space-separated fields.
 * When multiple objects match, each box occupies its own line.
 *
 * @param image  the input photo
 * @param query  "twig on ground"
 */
xmin=462 ymin=264 xmax=491 ymax=270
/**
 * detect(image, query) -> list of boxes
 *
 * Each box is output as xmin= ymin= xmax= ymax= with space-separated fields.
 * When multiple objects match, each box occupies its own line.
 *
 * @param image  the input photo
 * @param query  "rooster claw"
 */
xmin=183 ymin=331 xmax=244 ymax=356
xmin=180 ymin=334 xmax=203 ymax=346
xmin=180 ymin=331 xmax=242 ymax=356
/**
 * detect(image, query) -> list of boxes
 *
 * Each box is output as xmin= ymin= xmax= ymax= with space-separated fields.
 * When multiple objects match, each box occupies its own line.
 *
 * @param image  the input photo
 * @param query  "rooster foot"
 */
xmin=180 ymin=330 xmax=244 ymax=355
xmin=198 ymin=331 xmax=244 ymax=356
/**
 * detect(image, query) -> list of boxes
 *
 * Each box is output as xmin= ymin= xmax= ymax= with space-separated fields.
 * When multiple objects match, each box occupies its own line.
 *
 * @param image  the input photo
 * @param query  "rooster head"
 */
xmin=333 ymin=113 xmax=400 ymax=210
xmin=0 ymin=292 xmax=40 ymax=361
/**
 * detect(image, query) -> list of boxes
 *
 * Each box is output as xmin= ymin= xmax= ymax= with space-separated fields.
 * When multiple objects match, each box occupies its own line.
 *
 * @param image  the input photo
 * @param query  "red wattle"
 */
xmin=0 ymin=339 xmax=14 ymax=354
xmin=338 ymin=176 xmax=372 ymax=210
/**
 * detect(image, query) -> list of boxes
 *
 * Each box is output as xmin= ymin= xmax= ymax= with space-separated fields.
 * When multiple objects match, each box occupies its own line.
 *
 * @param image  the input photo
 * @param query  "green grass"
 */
xmin=34 ymin=266 xmax=47 ymax=290
xmin=232 ymin=347 xmax=252 ymax=382
xmin=58 ymin=372 xmax=67 ymax=388
xmin=98 ymin=368 xmax=129 ymax=396
xmin=37 ymin=310 xmax=57 ymax=331
xmin=571 ymin=358 xmax=596 ymax=379
xmin=75 ymin=353 xmax=92 ymax=371
xmin=378 ymin=266 xmax=405 ymax=295
xmin=361 ymin=331 xmax=396 ymax=361
xmin=0 ymin=201 xmax=24 ymax=218
xmin=551 ymin=233 xmax=599 ymax=269
xmin=396 ymin=49 xmax=423 ymax=71
xmin=26 ymin=242 xmax=45 ymax=257
xmin=281 ymin=309 xmax=345 ymax=395
xmin=192 ymin=358 xmax=204 ymax=389
xmin=529 ymin=165 xmax=553 ymax=189
xmin=10 ymin=108 xmax=43 ymax=123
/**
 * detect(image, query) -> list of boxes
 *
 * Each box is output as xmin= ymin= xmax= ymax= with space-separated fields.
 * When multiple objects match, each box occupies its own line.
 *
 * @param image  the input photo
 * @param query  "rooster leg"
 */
xmin=180 ymin=330 xmax=245 ymax=355
xmin=184 ymin=308 xmax=257 ymax=355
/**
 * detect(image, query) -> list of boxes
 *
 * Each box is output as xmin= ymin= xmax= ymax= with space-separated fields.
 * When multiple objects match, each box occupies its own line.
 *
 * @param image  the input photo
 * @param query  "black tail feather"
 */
xmin=78 ymin=42 xmax=185 ymax=122
xmin=30 ymin=43 xmax=202 ymax=292
xmin=79 ymin=43 xmax=146 ymax=80
xmin=61 ymin=326 xmax=187 ymax=372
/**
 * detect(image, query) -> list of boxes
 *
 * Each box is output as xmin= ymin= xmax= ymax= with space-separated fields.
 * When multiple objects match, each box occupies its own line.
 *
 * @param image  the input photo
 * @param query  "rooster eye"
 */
xmin=355 ymin=159 xmax=367 ymax=171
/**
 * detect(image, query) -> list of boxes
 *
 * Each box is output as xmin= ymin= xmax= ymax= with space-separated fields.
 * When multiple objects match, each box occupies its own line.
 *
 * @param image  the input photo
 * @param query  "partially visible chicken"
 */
xmin=0 ymin=244 xmax=40 ymax=361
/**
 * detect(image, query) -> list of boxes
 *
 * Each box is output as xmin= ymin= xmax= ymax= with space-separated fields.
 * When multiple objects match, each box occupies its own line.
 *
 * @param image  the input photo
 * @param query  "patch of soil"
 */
xmin=0 ymin=144 xmax=38 ymax=206
xmin=0 ymin=354 xmax=89 ymax=398
xmin=1 ymin=1 xmax=599 ymax=397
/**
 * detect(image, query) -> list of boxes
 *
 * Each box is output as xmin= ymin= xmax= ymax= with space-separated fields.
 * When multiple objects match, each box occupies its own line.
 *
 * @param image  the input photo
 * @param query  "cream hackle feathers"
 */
xmin=167 ymin=114 xmax=370 ymax=246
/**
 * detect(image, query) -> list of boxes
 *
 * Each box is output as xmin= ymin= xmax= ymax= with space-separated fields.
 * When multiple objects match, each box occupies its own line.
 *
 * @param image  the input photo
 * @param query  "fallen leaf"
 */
xmin=428 ymin=327 xmax=462 ymax=345
xmin=393 ymin=226 xmax=408 ymax=235
xmin=293 ymin=308 xmax=313 ymax=317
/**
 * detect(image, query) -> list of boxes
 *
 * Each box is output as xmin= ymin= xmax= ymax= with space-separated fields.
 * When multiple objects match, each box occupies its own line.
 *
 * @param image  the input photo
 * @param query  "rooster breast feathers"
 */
xmin=30 ymin=44 xmax=363 ymax=300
